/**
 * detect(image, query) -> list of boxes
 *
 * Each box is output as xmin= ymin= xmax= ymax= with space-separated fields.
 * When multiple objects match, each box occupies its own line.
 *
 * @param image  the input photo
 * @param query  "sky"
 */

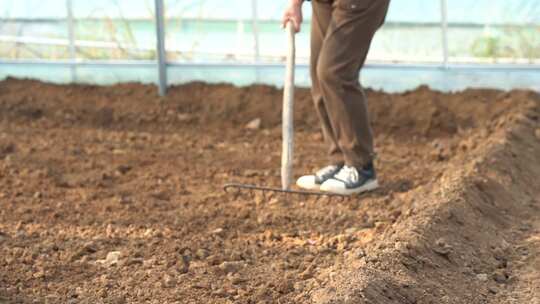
xmin=0 ymin=0 xmax=539 ymax=24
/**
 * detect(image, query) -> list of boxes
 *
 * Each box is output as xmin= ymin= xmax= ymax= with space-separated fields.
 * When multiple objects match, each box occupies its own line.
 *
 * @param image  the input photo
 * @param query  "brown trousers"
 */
xmin=310 ymin=0 xmax=390 ymax=168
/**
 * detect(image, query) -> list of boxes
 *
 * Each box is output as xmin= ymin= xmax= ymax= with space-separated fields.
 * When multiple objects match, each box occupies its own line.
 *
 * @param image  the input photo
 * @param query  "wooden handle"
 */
xmin=281 ymin=21 xmax=296 ymax=190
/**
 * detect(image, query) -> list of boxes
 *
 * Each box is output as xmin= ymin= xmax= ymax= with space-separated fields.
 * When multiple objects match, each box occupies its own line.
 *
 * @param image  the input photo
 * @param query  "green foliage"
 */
xmin=470 ymin=26 xmax=540 ymax=60
xmin=471 ymin=35 xmax=502 ymax=58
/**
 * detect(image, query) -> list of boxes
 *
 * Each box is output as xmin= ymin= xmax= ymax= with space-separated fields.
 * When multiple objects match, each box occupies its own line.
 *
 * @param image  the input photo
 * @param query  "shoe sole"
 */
xmin=320 ymin=179 xmax=379 ymax=196
xmin=296 ymin=182 xmax=321 ymax=191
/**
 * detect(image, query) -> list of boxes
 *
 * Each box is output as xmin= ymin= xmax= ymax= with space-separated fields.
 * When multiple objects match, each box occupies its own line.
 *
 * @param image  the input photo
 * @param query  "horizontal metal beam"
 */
xmin=2 ymin=35 xmax=538 ymax=65
xmin=1 ymin=59 xmax=540 ymax=72
xmin=2 ymin=17 xmax=538 ymax=28
xmin=0 ymin=35 xmax=156 ymax=52
xmin=0 ymin=59 xmax=156 ymax=67
xmin=167 ymin=61 xmax=540 ymax=72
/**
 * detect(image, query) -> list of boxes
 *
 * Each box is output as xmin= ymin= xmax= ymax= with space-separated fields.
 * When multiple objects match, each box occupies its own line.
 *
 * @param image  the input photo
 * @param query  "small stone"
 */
xmin=477 ymin=273 xmax=488 ymax=282
xmin=245 ymin=118 xmax=262 ymax=130
xmin=344 ymin=227 xmax=357 ymax=235
xmin=519 ymin=224 xmax=531 ymax=232
xmin=299 ymin=269 xmax=314 ymax=280
xmin=115 ymin=195 xmax=132 ymax=205
xmin=211 ymin=228 xmax=225 ymax=237
xmin=227 ymin=274 xmax=246 ymax=285
xmin=98 ymin=251 xmax=121 ymax=267
xmin=500 ymin=239 xmax=510 ymax=250
xmin=394 ymin=241 xmax=410 ymax=255
xmin=355 ymin=248 xmax=366 ymax=258
xmin=488 ymin=286 xmax=498 ymax=294
xmin=33 ymin=270 xmax=46 ymax=279
xmin=226 ymin=288 xmax=238 ymax=297
xmin=163 ymin=274 xmax=177 ymax=288
xmin=177 ymin=113 xmax=192 ymax=122
xmin=535 ymin=128 xmax=540 ymax=140
xmin=192 ymin=282 xmax=211 ymax=289
xmin=492 ymin=270 xmax=509 ymax=283
xmin=243 ymin=169 xmax=259 ymax=177
xmin=151 ymin=191 xmax=170 ymax=201
xmin=206 ymin=255 xmax=221 ymax=266
xmin=33 ymin=192 xmax=42 ymax=199
xmin=366 ymin=254 xmax=379 ymax=263
xmin=268 ymin=198 xmax=280 ymax=205
xmin=218 ymin=261 xmax=245 ymax=274
xmin=212 ymin=288 xmax=227 ymax=297
xmin=116 ymin=165 xmax=132 ymax=175
xmin=430 ymin=141 xmax=450 ymax=161
xmin=70 ymin=242 xmax=98 ymax=261
xmin=311 ymin=132 xmax=323 ymax=141
xmin=195 ymin=249 xmax=209 ymax=260
xmin=126 ymin=257 xmax=144 ymax=266
xmin=277 ymin=279 xmax=294 ymax=294
xmin=433 ymin=238 xmax=452 ymax=256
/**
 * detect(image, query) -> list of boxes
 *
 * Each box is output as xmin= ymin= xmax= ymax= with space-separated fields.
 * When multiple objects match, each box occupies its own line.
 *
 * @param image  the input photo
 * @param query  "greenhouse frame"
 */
xmin=1 ymin=0 xmax=539 ymax=94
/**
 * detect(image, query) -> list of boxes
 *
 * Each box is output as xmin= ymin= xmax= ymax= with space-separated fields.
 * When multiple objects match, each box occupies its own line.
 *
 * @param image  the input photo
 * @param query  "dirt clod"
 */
xmin=219 ymin=261 xmax=246 ymax=274
xmin=246 ymin=118 xmax=262 ymax=130
xmin=163 ymin=275 xmax=177 ymax=288
xmin=492 ymin=270 xmax=509 ymax=284
xmin=95 ymin=107 xmax=114 ymax=127
xmin=476 ymin=273 xmax=489 ymax=282
xmin=433 ymin=238 xmax=453 ymax=256
xmin=97 ymin=251 xmax=122 ymax=267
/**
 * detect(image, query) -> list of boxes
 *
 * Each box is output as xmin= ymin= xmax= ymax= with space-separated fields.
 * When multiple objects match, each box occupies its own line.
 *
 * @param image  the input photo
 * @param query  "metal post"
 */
xmin=440 ymin=0 xmax=449 ymax=68
xmin=251 ymin=0 xmax=261 ymax=82
xmin=154 ymin=0 xmax=167 ymax=96
xmin=66 ymin=0 xmax=77 ymax=82
xmin=251 ymin=0 xmax=260 ymax=62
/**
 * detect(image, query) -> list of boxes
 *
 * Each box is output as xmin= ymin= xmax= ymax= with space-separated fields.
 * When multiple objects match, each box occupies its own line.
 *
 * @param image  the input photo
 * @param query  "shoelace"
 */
xmin=334 ymin=166 xmax=359 ymax=183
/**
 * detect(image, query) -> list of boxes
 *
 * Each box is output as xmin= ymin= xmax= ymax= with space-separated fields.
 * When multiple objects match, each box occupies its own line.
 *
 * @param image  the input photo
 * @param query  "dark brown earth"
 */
xmin=0 ymin=78 xmax=539 ymax=304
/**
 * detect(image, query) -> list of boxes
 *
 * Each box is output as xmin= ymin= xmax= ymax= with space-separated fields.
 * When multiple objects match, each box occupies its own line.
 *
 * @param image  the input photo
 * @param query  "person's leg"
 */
xmin=296 ymin=0 xmax=342 ymax=191
xmin=310 ymin=0 xmax=344 ymax=166
xmin=316 ymin=0 xmax=390 ymax=169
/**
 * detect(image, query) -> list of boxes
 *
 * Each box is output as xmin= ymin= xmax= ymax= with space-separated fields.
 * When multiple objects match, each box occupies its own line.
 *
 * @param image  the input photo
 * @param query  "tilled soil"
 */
xmin=0 ymin=78 xmax=539 ymax=304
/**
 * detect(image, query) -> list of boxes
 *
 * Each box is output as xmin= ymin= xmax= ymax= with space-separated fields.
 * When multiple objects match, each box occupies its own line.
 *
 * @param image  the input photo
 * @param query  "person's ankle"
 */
xmin=346 ymin=162 xmax=374 ymax=172
xmin=333 ymin=162 xmax=345 ymax=168
xmin=362 ymin=162 xmax=374 ymax=171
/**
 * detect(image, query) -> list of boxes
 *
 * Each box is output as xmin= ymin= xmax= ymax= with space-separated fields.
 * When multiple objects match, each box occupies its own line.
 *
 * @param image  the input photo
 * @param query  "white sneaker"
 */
xmin=320 ymin=165 xmax=379 ymax=195
xmin=296 ymin=165 xmax=343 ymax=191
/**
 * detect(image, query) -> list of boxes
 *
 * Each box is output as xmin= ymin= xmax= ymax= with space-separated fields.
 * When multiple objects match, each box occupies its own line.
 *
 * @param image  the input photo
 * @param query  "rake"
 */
xmin=224 ymin=21 xmax=346 ymax=201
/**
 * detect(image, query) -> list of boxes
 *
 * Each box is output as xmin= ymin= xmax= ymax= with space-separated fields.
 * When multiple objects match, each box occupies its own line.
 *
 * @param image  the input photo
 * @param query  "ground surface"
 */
xmin=0 ymin=78 xmax=539 ymax=304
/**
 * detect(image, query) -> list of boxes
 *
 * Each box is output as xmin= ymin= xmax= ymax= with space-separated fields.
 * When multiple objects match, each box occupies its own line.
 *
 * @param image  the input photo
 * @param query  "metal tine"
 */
xmin=231 ymin=187 xmax=241 ymax=201
xmin=223 ymin=183 xmax=348 ymax=201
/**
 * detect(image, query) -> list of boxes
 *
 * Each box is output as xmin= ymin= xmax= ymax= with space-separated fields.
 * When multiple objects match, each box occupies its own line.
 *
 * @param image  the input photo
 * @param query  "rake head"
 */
xmin=223 ymin=183 xmax=347 ymax=202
